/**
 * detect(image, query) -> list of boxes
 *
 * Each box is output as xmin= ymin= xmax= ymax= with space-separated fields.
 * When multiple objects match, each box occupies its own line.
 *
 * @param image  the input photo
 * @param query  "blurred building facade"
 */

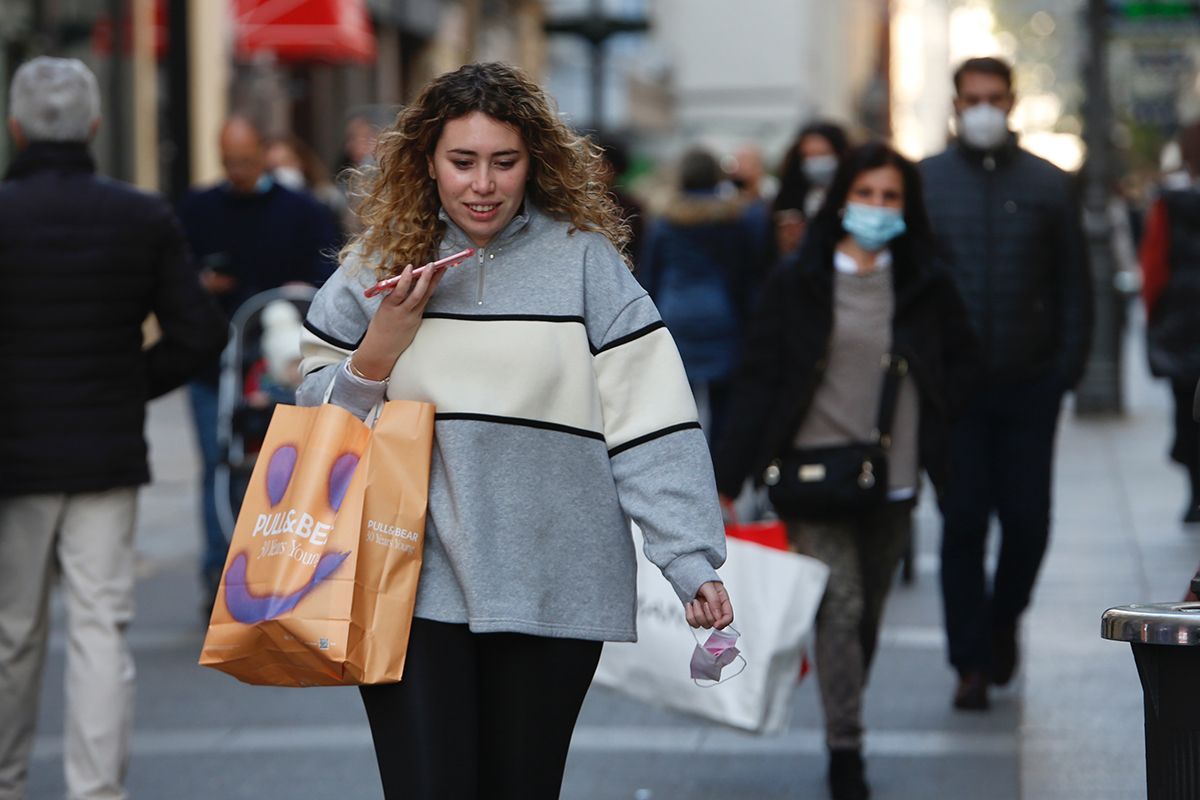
xmin=14 ymin=2 xmax=1123 ymax=200
xmin=543 ymin=0 xmax=889 ymax=169
xmin=0 ymin=0 xmax=550 ymax=194
xmin=0 ymin=0 xmax=897 ymax=195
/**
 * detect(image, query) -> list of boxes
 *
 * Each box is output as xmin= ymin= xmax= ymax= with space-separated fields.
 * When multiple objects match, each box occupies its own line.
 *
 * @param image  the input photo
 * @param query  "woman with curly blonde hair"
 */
xmin=297 ymin=62 xmax=735 ymax=799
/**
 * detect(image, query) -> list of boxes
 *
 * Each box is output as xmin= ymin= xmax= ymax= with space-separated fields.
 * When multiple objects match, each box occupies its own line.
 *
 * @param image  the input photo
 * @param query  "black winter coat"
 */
xmin=1147 ymin=190 xmax=1200 ymax=381
xmin=919 ymin=138 xmax=1092 ymax=387
xmin=0 ymin=142 xmax=227 ymax=496
xmin=639 ymin=193 xmax=764 ymax=383
xmin=712 ymin=238 xmax=979 ymax=499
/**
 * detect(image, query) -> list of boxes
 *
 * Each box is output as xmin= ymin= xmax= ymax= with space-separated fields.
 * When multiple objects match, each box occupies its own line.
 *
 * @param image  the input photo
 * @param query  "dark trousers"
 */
xmin=939 ymin=373 xmax=1063 ymax=673
xmin=359 ymin=617 xmax=602 ymax=800
xmin=693 ymin=378 xmax=733 ymax=452
xmin=187 ymin=381 xmax=226 ymax=578
xmin=1169 ymin=378 xmax=1200 ymax=489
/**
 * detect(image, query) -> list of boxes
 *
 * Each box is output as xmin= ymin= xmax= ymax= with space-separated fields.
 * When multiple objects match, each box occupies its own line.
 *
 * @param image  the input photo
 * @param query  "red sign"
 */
xmin=235 ymin=0 xmax=377 ymax=64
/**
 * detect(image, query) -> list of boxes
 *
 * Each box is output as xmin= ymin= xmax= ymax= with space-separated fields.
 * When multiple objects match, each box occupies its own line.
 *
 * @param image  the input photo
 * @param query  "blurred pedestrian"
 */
xmin=1140 ymin=121 xmax=1200 ymax=523
xmin=920 ymin=57 xmax=1092 ymax=711
xmin=266 ymin=133 xmax=349 ymax=235
xmin=640 ymin=147 xmax=763 ymax=445
xmin=714 ymin=143 xmax=976 ymax=800
xmin=336 ymin=109 xmax=385 ymax=235
xmin=0 ymin=57 xmax=226 ymax=800
xmin=177 ymin=116 xmax=340 ymax=608
xmin=776 ymin=121 xmax=851 ymax=223
xmin=729 ymin=142 xmax=772 ymax=200
xmin=771 ymin=205 xmax=808 ymax=264
xmin=296 ymin=62 xmax=734 ymax=800
xmin=338 ymin=108 xmax=383 ymax=174
xmin=728 ymin=142 xmax=775 ymax=276
xmin=593 ymin=131 xmax=645 ymax=268
xmin=768 ymin=122 xmax=850 ymax=270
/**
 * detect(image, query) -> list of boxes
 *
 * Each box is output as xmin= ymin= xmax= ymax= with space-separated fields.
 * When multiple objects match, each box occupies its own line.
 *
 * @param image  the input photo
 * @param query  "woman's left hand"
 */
xmin=686 ymin=581 xmax=734 ymax=629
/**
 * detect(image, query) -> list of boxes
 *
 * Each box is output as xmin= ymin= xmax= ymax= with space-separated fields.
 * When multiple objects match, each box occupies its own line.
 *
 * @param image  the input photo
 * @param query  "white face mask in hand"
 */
xmin=690 ymin=626 xmax=746 ymax=685
xmin=958 ymin=104 xmax=1009 ymax=151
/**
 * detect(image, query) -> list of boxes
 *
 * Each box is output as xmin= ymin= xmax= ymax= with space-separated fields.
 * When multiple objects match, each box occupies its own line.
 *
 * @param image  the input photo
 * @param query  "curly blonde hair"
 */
xmin=344 ymin=62 xmax=631 ymax=277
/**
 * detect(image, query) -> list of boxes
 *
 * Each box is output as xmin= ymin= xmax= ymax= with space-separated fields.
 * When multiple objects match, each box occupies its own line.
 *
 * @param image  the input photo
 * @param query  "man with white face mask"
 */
xmin=919 ymin=57 xmax=1092 ymax=713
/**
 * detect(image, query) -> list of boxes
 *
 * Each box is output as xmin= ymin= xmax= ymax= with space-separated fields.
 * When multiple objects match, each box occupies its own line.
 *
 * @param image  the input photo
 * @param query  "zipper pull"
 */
xmin=476 ymin=247 xmax=486 ymax=305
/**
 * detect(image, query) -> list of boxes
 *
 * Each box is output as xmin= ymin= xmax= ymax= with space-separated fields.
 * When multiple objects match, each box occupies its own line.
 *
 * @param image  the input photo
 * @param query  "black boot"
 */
xmin=828 ymin=748 xmax=870 ymax=800
xmin=1185 ymin=467 xmax=1200 ymax=524
xmin=990 ymin=624 xmax=1019 ymax=686
xmin=953 ymin=670 xmax=990 ymax=711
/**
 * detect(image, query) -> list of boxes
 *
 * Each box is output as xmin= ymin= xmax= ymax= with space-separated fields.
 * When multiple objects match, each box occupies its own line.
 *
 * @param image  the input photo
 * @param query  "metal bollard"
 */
xmin=1102 ymin=602 xmax=1200 ymax=799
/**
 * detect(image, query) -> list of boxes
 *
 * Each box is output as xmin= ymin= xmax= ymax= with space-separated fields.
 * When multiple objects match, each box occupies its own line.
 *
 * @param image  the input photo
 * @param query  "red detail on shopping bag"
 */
xmin=725 ymin=518 xmax=788 ymax=551
xmin=725 ymin=514 xmax=813 ymax=682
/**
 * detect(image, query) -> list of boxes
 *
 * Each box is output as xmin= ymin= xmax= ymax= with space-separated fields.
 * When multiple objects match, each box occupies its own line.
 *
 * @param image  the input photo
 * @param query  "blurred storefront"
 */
xmin=0 ymin=0 xmax=548 ymax=195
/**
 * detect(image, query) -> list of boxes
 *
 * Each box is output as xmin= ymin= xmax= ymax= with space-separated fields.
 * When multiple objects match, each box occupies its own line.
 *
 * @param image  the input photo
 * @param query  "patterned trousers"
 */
xmin=787 ymin=501 xmax=911 ymax=750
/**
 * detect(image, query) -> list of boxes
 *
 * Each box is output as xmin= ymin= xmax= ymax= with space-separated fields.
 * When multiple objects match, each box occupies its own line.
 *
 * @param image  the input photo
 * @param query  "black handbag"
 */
xmin=764 ymin=354 xmax=907 ymax=519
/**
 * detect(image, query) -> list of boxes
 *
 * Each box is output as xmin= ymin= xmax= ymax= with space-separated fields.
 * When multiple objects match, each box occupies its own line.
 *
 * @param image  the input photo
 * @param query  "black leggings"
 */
xmin=359 ymin=617 xmax=603 ymax=800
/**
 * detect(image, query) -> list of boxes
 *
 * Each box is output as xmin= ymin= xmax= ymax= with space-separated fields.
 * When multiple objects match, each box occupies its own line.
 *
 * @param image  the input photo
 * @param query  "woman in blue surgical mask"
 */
xmin=713 ymin=143 xmax=978 ymax=800
xmin=774 ymin=122 xmax=850 ymax=231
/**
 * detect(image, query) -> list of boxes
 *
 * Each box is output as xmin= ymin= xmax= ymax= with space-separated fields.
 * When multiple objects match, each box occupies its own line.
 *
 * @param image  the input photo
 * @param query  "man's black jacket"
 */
xmin=0 ymin=142 xmax=227 ymax=495
xmin=712 ymin=237 xmax=979 ymax=498
xmin=919 ymin=138 xmax=1092 ymax=388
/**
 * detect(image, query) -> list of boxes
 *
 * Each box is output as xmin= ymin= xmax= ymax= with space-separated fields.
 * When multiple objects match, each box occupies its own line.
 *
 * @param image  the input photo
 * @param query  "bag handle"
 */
xmin=322 ymin=361 xmax=387 ymax=427
xmin=873 ymin=354 xmax=907 ymax=449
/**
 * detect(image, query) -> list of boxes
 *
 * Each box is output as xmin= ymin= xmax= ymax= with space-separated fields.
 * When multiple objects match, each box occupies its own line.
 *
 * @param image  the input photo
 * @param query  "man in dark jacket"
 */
xmin=0 ymin=58 xmax=227 ymax=800
xmin=920 ymin=57 xmax=1092 ymax=711
xmin=177 ymin=116 xmax=339 ymax=604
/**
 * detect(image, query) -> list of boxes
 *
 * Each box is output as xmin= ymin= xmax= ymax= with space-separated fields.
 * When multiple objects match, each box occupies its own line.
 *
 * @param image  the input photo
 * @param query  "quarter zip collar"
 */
xmin=437 ymin=204 xmax=534 ymax=306
xmin=437 ymin=203 xmax=533 ymax=251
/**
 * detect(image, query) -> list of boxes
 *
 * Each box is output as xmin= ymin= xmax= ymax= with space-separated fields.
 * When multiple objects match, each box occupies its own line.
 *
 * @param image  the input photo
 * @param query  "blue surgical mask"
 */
xmin=841 ymin=202 xmax=906 ymax=252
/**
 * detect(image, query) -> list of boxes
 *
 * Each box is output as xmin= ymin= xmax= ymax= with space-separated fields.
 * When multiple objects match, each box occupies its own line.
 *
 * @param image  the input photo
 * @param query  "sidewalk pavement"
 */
xmin=23 ymin=325 xmax=1195 ymax=799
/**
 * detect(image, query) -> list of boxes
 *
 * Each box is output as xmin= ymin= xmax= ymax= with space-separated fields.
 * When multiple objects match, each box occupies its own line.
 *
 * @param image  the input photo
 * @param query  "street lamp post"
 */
xmin=1076 ymin=0 xmax=1123 ymax=415
xmin=106 ymin=0 xmax=128 ymax=183
xmin=543 ymin=0 xmax=648 ymax=130
xmin=166 ymin=0 xmax=190 ymax=200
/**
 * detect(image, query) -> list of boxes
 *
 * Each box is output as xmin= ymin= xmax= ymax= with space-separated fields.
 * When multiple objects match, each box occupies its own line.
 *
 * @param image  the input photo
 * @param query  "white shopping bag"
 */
xmin=593 ymin=526 xmax=828 ymax=734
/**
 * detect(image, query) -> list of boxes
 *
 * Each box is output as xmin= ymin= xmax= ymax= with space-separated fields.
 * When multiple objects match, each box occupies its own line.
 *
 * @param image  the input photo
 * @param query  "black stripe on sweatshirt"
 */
xmin=422 ymin=313 xmax=586 ymax=325
xmin=608 ymin=422 xmax=703 ymax=457
xmin=591 ymin=321 xmax=667 ymax=355
xmin=435 ymin=412 xmax=605 ymax=441
xmin=303 ymin=319 xmax=363 ymax=352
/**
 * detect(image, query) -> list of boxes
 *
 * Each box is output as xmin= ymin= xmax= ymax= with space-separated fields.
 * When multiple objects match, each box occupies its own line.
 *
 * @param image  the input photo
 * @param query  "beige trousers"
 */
xmin=0 ymin=489 xmax=138 ymax=800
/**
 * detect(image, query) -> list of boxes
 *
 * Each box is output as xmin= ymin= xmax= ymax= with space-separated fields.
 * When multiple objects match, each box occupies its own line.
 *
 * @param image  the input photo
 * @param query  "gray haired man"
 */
xmin=0 ymin=58 xmax=226 ymax=799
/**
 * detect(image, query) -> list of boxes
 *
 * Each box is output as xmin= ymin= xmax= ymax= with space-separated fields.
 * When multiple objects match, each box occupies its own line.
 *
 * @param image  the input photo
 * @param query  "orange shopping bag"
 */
xmin=199 ymin=400 xmax=434 ymax=686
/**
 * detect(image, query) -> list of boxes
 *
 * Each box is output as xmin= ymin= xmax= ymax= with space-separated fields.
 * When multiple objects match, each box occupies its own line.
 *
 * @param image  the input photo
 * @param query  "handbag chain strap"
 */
xmin=873 ymin=354 xmax=908 ymax=450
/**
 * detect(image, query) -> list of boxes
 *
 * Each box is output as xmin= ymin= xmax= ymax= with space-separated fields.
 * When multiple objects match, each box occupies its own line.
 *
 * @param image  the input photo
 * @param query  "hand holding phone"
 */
xmin=363 ymin=248 xmax=475 ymax=298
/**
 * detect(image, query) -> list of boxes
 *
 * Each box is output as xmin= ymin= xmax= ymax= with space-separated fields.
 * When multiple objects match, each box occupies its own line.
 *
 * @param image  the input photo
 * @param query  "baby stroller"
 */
xmin=214 ymin=285 xmax=317 ymax=540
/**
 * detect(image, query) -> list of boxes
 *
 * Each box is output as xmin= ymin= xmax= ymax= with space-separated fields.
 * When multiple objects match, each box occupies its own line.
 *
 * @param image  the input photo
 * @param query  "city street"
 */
xmin=24 ymin=327 xmax=1188 ymax=800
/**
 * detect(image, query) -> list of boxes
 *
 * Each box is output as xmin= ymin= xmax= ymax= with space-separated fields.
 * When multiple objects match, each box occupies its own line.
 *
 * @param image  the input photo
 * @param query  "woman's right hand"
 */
xmin=351 ymin=264 xmax=445 ymax=380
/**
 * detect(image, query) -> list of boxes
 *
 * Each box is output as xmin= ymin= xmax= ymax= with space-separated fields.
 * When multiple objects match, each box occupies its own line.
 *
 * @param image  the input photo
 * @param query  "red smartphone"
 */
xmin=363 ymin=247 xmax=476 ymax=298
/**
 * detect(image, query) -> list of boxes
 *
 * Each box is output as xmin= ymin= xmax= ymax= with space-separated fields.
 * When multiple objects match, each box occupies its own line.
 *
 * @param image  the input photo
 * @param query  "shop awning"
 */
xmin=234 ymin=0 xmax=377 ymax=64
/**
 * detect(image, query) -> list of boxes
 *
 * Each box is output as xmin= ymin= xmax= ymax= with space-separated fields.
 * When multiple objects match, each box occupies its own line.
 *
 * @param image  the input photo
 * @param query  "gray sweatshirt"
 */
xmin=297 ymin=205 xmax=726 ymax=642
